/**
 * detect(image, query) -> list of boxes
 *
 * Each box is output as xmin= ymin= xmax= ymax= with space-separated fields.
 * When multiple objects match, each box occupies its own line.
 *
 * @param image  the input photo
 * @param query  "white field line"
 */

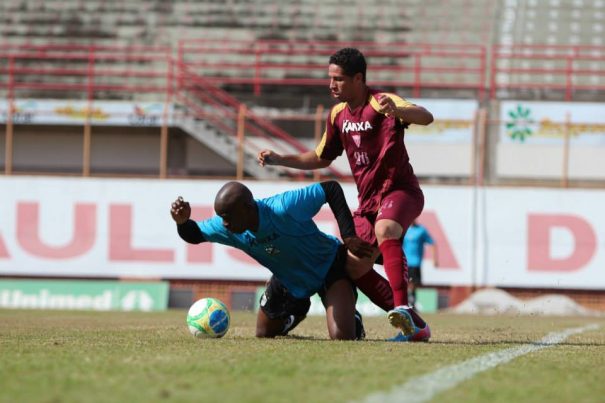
xmin=359 ymin=323 xmax=600 ymax=403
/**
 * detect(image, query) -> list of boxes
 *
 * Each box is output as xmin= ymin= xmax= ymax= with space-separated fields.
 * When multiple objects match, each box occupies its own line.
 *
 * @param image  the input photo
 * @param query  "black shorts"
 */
xmin=259 ymin=245 xmax=354 ymax=320
xmin=408 ymin=266 xmax=422 ymax=285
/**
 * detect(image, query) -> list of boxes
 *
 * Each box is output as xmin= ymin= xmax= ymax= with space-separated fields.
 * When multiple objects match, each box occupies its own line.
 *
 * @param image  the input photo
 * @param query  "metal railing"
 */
xmin=178 ymin=39 xmax=488 ymax=100
xmin=491 ymin=44 xmax=605 ymax=101
xmin=0 ymin=43 xmax=329 ymax=178
xmin=2 ymin=40 xmax=605 ymax=181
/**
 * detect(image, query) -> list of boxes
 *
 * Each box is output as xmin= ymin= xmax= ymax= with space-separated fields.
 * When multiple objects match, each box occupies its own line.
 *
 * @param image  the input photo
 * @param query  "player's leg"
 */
xmin=256 ymin=276 xmax=309 ymax=338
xmin=375 ymin=190 xmax=430 ymax=341
xmin=256 ymin=309 xmax=293 ymax=337
xmin=375 ymin=218 xmax=408 ymax=306
xmin=345 ymin=213 xmax=394 ymax=312
xmin=375 ymin=190 xmax=423 ymax=308
xmin=377 ymin=222 xmax=429 ymax=341
xmin=319 ymin=245 xmax=364 ymax=340
xmin=408 ymin=266 xmax=421 ymax=309
xmin=323 ymin=278 xmax=357 ymax=340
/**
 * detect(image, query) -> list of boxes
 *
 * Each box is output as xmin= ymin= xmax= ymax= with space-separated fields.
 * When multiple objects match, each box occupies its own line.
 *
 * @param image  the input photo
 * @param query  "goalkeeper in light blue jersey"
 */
xmin=171 ymin=181 xmax=392 ymax=340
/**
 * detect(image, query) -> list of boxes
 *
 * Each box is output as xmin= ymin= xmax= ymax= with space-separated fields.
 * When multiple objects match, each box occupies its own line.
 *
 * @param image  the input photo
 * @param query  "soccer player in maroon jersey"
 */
xmin=257 ymin=48 xmax=433 ymax=342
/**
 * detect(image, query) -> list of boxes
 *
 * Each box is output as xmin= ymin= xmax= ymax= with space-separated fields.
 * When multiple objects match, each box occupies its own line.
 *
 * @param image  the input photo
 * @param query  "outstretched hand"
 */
xmin=343 ymin=236 xmax=375 ymax=259
xmin=170 ymin=196 xmax=191 ymax=225
xmin=257 ymin=149 xmax=280 ymax=167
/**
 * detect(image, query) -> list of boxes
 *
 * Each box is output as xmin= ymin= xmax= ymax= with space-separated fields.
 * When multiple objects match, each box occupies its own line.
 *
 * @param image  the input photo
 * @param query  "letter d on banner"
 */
xmin=527 ymin=214 xmax=597 ymax=271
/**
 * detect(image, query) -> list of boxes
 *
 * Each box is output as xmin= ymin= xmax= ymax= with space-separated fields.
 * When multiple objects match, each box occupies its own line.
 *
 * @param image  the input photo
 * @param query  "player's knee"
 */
xmin=330 ymin=329 xmax=356 ymax=340
xmin=375 ymin=220 xmax=402 ymax=242
xmin=328 ymin=324 xmax=356 ymax=340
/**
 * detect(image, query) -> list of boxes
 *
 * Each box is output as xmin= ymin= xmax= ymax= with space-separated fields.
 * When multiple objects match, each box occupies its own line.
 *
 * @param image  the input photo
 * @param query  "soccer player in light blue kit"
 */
xmin=171 ymin=181 xmax=386 ymax=340
xmin=403 ymin=220 xmax=438 ymax=310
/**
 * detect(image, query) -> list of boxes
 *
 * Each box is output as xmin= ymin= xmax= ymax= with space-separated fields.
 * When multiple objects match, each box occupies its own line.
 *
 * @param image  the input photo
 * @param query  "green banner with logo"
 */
xmin=0 ymin=280 xmax=169 ymax=311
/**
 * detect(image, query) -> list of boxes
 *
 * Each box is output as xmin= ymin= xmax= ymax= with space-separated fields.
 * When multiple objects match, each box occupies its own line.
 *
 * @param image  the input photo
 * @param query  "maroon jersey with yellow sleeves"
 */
xmin=315 ymin=88 xmax=421 ymax=215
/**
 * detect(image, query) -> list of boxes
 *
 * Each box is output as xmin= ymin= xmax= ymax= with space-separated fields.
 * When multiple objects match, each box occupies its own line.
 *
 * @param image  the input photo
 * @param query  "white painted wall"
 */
xmin=1 ymin=176 xmax=603 ymax=290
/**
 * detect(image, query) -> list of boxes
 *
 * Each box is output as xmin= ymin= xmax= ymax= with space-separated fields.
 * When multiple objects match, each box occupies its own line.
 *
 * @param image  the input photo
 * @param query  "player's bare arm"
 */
xmin=377 ymin=95 xmax=433 ymax=126
xmin=257 ymin=149 xmax=331 ymax=170
xmin=397 ymin=105 xmax=433 ymax=125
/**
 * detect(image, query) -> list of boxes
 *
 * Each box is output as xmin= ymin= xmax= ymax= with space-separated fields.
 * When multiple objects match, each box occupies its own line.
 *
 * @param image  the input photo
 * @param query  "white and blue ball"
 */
xmin=186 ymin=297 xmax=230 ymax=338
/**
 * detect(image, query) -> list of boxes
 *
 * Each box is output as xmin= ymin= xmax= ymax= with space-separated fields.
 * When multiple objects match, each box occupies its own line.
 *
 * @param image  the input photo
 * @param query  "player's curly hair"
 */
xmin=329 ymin=48 xmax=367 ymax=82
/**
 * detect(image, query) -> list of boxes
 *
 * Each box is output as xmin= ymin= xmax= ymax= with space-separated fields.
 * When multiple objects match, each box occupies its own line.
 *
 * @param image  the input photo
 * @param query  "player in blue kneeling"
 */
xmin=171 ymin=181 xmax=383 ymax=340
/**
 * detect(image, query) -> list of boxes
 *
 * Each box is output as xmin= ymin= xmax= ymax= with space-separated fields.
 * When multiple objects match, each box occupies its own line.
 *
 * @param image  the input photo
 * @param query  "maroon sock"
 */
xmin=379 ymin=239 xmax=409 ymax=307
xmin=353 ymin=269 xmax=394 ymax=312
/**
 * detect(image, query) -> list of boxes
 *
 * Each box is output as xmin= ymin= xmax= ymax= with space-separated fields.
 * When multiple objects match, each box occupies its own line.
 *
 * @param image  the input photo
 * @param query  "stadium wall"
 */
xmin=1 ymin=176 xmax=604 ymax=310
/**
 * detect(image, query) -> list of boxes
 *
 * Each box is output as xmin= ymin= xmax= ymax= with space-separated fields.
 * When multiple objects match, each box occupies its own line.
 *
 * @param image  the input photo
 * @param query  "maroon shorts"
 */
xmin=353 ymin=189 xmax=424 ymax=245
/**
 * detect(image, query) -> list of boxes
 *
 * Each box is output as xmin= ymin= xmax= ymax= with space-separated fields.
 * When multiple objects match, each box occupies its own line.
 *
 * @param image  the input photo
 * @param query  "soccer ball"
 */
xmin=186 ymin=297 xmax=230 ymax=338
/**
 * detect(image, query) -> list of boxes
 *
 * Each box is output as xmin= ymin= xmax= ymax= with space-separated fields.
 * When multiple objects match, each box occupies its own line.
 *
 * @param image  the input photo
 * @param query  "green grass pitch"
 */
xmin=1 ymin=309 xmax=604 ymax=403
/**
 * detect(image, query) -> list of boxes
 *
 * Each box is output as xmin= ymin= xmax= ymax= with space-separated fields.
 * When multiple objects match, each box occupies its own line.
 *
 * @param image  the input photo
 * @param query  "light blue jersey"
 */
xmin=197 ymin=183 xmax=341 ymax=298
xmin=403 ymin=224 xmax=434 ymax=268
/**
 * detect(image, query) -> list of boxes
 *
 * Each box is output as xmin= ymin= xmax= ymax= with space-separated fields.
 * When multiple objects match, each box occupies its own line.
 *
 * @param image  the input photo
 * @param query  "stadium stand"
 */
xmin=0 ymin=0 xmax=496 ymax=46
xmin=494 ymin=0 xmax=605 ymax=100
xmin=0 ymin=0 xmax=514 ymax=103
xmin=1 ymin=0 xmax=604 ymax=180
xmin=498 ymin=0 xmax=605 ymax=46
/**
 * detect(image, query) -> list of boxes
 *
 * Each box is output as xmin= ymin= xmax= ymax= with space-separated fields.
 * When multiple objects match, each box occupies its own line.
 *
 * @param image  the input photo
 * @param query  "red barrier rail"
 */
xmin=178 ymin=39 xmax=487 ymax=100
xmin=491 ymin=44 xmax=605 ymax=101
xmin=2 ymin=41 xmax=604 ymax=180
xmin=0 ymin=44 xmax=173 ymax=101
xmin=175 ymin=63 xmax=345 ymax=179
xmin=0 ymin=43 xmax=341 ymax=178
xmin=3 ymin=41 xmax=603 ymax=104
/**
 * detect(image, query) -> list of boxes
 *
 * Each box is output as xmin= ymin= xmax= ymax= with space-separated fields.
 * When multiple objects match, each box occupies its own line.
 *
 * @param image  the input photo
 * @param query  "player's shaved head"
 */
xmin=214 ymin=181 xmax=257 ymax=233
xmin=215 ymin=181 xmax=253 ymax=211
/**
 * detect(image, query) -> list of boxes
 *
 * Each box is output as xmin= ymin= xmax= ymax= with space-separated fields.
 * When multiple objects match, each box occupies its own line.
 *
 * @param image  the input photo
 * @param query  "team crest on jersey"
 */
xmin=342 ymin=119 xmax=373 ymax=134
xmin=351 ymin=134 xmax=361 ymax=147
